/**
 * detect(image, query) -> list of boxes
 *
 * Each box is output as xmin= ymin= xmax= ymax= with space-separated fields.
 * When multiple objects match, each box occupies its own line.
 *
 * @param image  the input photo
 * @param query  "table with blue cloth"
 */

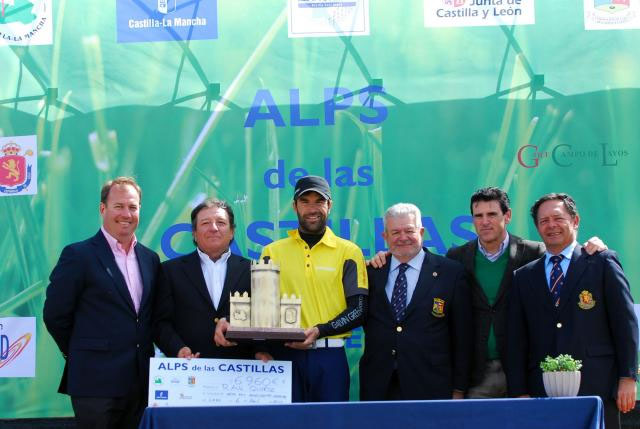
xmin=139 ymin=396 xmax=603 ymax=429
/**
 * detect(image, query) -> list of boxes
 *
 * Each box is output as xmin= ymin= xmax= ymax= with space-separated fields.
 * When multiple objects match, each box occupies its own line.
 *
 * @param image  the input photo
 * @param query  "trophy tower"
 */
xmin=226 ymin=257 xmax=305 ymax=341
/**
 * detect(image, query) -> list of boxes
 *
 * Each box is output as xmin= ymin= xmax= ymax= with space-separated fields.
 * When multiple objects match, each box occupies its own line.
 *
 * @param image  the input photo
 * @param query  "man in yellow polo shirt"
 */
xmin=263 ymin=175 xmax=368 ymax=402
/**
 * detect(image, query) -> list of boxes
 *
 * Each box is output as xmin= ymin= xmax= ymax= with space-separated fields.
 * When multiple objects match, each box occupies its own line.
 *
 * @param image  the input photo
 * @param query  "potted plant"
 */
xmin=540 ymin=354 xmax=582 ymax=397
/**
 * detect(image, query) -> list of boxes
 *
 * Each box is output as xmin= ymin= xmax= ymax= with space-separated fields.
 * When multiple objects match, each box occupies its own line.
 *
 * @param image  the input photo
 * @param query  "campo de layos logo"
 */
xmin=0 ymin=0 xmax=52 ymax=45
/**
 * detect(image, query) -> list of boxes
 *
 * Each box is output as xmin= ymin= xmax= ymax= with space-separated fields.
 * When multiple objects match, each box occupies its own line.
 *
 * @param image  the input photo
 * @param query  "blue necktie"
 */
xmin=549 ymin=255 xmax=565 ymax=307
xmin=391 ymin=263 xmax=409 ymax=322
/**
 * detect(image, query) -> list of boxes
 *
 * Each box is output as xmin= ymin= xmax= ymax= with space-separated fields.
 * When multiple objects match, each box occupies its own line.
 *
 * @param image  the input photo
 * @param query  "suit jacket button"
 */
xmin=396 ymin=326 xmax=402 ymax=333
xmin=214 ymin=318 xmax=219 ymax=323
xmin=556 ymin=323 xmax=562 ymax=328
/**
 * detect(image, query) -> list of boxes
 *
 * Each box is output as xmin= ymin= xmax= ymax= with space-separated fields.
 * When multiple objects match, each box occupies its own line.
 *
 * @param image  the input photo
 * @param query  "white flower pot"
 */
xmin=542 ymin=371 xmax=581 ymax=397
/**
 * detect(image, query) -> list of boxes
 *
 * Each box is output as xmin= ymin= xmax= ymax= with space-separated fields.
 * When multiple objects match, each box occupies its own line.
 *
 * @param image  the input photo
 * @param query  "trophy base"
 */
xmin=226 ymin=326 xmax=306 ymax=342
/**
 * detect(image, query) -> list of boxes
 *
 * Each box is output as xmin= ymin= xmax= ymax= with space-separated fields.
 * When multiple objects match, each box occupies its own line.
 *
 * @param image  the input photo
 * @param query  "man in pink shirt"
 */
xmin=44 ymin=177 xmax=161 ymax=429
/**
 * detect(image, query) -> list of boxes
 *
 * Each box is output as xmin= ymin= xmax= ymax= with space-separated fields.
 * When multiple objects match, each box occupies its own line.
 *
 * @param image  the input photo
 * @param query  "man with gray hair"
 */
xmin=359 ymin=203 xmax=472 ymax=400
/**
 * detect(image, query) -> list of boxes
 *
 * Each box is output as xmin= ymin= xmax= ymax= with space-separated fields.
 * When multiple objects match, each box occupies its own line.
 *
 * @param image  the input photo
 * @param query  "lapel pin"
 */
xmin=432 ymin=272 xmax=438 ymax=277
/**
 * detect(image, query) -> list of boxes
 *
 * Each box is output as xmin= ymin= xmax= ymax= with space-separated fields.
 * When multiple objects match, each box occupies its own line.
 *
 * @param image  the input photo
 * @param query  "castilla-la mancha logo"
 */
xmin=0 ymin=135 xmax=37 ymax=196
xmin=0 ymin=0 xmax=53 ymax=46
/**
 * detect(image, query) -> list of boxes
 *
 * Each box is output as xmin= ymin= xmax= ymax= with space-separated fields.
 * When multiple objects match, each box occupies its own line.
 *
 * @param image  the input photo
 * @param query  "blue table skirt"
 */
xmin=140 ymin=396 xmax=603 ymax=429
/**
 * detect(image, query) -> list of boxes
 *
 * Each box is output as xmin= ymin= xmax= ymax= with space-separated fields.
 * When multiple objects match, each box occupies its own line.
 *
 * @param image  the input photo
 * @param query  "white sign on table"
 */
xmin=148 ymin=358 xmax=292 ymax=406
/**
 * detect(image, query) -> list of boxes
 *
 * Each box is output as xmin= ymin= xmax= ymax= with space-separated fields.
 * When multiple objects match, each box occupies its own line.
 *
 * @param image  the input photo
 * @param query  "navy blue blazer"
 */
xmin=153 ymin=250 xmax=253 ymax=359
xmin=506 ymin=247 xmax=638 ymax=399
xmin=360 ymin=248 xmax=472 ymax=400
xmin=43 ymin=230 xmax=161 ymax=397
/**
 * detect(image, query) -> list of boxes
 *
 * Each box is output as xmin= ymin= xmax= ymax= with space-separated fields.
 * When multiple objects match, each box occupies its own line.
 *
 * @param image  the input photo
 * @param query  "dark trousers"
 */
xmin=71 ymin=381 xmax=145 ymax=429
xmin=603 ymin=398 xmax=620 ymax=429
xmin=273 ymin=346 xmax=350 ymax=402
xmin=385 ymin=370 xmax=403 ymax=400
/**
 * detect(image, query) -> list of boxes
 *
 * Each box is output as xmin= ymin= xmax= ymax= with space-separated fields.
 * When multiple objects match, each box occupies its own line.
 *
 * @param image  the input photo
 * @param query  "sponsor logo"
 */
xmin=0 ymin=332 xmax=31 ymax=369
xmin=153 ymin=376 xmax=163 ymax=385
xmin=188 ymin=375 xmax=196 ymax=385
xmin=154 ymin=390 xmax=169 ymax=400
xmin=595 ymin=0 xmax=629 ymax=13
xmin=584 ymin=0 xmax=639 ymax=29
xmin=0 ymin=317 xmax=36 ymax=377
xmin=0 ymin=136 xmax=37 ymax=196
xmin=425 ymin=0 xmax=536 ymax=28
xmin=0 ymin=0 xmax=52 ymax=45
xmin=116 ymin=0 xmax=218 ymax=43
xmin=516 ymin=143 xmax=629 ymax=168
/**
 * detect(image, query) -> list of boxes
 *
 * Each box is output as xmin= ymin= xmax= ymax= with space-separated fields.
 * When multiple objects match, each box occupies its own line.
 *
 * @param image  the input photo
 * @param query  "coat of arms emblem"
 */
xmin=578 ymin=290 xmax=596 ymax=310
xmin=432 ymin=298 xmax=445 ymax=318
xmin=0 ymin=141 xmax=33 ymax=194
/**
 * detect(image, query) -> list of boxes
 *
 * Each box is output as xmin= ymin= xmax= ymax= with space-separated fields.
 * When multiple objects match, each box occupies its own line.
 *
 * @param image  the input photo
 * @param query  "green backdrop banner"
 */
xmin=1 ymin=0 xmax=639 ymax=418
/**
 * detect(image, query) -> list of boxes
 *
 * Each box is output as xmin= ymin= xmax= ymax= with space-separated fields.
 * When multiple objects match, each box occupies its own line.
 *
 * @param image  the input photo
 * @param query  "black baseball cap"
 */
xmin=293 ymin=175 xmax=332 ymax=200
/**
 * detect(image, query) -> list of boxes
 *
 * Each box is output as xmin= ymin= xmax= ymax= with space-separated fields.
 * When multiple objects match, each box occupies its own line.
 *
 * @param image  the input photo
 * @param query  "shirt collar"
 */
xmin=288 ymin=226 xmax=337 ymax=248
xmin=101 ymin=226 xmax=137 ymax=254
xmin=545 ymin=241 xmax=578 ymax=264
xmin=197 ymin=246 xmax=231 ymax=264
xmin=390 ymin=248 xmax=426 ymax=272
xmin=477 ymin=232 xmax=509 ymax=259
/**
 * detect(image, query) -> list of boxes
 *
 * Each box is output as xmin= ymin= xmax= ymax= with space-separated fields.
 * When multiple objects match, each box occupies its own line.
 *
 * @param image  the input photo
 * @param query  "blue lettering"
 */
xmin=0 ymin=334 xmax=8 ymax=360
xmin=289 ymin=89 xmax=320 ymax=127
xmin=263 ymin=159 xmax=286 ymax=189
xmin=357 ymin=165 xmax=373 ymax=186
xmin=450 ymin=215 xmax=476 ymax=249
xmin=244 ymin=89 xmax=286 ymax=127
xmin=247 ymin=221 xmax=274 ymax=259
xmin=346 ymin=327 xmax=362 ymax=349
xmin=324 ymin=87 xmax=353 ymax=125
xmin=288 ymin=167 xmax=308 ymax=188
xmin=160 ymin=223 xmax=191 ymax=260
xmin=359 ymin=86 xmax=388 ymax=124
xmin=335 ymin=166 xmax=356 ymax=187
xmin=323 ymin=158 xmax=332 ymax=185
xmin=422 ymin=216 xmax=447 ymax=255
xmin=374 ymin=217 xmax=386 ymax=253
xmin=161 ymin=223 xmax=243 ymax=259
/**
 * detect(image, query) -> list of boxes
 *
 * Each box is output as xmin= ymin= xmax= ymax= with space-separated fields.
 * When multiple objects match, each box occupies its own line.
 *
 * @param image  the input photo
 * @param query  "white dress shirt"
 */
xmin=197 ymin=247 xmax=231 ymax=309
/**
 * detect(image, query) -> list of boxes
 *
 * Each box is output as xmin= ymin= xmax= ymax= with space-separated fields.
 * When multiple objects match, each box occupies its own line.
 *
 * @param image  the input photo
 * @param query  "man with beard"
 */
xmin=218 ymin=175 xmax=368 ymax=402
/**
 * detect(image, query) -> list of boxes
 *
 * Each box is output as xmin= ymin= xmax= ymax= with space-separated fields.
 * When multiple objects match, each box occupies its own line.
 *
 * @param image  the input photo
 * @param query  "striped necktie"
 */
xmin=549 ymin=255 xmax=564 ymax=307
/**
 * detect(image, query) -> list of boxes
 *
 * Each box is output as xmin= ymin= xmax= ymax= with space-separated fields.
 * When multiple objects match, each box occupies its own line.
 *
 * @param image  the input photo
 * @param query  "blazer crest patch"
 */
xmin=432 ymin=298 xmax=445 ymax=318
xmin=578 ymin=290 xmax=596 ymax=310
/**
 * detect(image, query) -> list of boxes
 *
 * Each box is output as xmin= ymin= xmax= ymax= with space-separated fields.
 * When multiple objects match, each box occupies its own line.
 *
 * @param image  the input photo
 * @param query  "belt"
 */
xmin=312 ymin=338 xmax=344 ymax=349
